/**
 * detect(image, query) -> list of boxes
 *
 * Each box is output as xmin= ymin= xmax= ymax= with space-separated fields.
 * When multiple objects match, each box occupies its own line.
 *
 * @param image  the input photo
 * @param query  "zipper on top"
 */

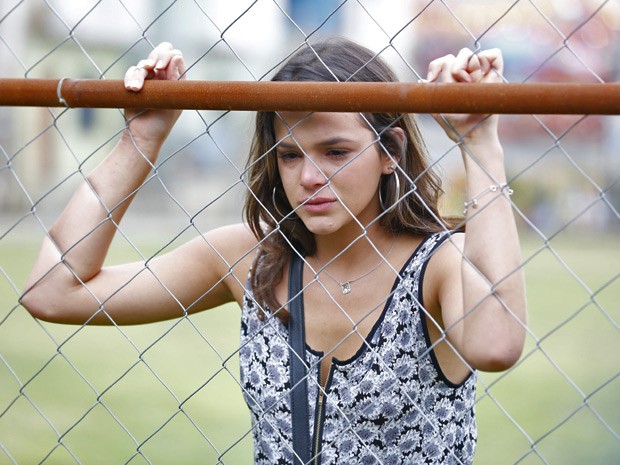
xmin=312 ymin=361 xmax=334 ymax=465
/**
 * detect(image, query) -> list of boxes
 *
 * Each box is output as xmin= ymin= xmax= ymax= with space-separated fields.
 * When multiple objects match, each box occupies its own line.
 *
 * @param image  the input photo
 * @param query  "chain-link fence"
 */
xmin=1 ymin=1 xmax=619 ymax=464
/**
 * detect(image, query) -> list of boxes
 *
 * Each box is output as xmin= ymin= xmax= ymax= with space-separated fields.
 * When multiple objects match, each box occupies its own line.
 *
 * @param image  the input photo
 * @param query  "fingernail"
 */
xmin=130 ymin=79 xmax=140 ymax=90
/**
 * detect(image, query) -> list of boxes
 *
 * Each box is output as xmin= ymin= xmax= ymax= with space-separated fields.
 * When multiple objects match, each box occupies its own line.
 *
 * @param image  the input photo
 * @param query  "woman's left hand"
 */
xmin=426 ymin=48 xmax=504 ymax=144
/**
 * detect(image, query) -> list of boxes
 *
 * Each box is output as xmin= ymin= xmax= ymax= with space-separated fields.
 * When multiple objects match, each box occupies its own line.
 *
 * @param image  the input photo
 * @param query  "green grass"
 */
xmin=0 ymin=234 xmax=618 ymax=464
xmin=475 ymin=235 xmax=620 ymax=465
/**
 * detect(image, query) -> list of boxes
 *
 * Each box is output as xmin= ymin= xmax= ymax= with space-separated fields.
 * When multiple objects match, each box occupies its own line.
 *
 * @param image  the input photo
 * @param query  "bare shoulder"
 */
xmin=426 ymin=231 xmax=464 ymax=265
xmin=191 ymin=223 xmax=260 ymax=304
xmin=422 ymin=232 xmax=465 ymax=312
xmin=204 ymin=223 xmax=260 ymax=257
xmin=191 ymin=223 xmax=259 ymax=273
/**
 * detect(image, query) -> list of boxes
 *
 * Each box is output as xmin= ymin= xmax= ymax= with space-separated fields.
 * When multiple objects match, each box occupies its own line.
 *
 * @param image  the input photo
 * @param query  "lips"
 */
xmin=300 ymin=196 xmax=337 ymax=213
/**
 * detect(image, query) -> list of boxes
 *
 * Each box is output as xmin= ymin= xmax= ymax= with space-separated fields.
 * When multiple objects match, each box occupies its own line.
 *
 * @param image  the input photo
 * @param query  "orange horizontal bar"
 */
xmin=0 ymin=78 xmax=618 ymax=115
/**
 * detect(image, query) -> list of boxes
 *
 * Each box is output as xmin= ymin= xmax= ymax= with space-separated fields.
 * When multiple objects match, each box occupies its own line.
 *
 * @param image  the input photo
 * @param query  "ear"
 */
xmin=380 ymin=127 xmax=407 ymax=174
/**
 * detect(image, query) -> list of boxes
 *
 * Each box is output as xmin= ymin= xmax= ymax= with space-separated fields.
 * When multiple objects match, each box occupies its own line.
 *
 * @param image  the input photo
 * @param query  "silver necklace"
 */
xmin=314 ymin=234 xmax=400 ymax=295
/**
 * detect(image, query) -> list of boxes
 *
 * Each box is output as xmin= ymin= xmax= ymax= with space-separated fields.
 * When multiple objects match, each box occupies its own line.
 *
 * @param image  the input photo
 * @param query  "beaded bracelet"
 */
xmin=463 ymin=183 xmax=513 ymax=214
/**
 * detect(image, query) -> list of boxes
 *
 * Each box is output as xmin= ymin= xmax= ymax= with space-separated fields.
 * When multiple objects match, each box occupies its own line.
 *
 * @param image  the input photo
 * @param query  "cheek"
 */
xmin=331 ymin=166 xmax=382 ymax=208
xmin=332 ymin=152 xmax=383 ymax=194
xmin=276 ymin=160 xmax=294 ymax=187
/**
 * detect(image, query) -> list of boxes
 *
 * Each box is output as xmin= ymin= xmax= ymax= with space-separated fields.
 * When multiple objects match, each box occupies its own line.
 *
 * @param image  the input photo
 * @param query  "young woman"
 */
xmin=23 ymin=38 xmax=526 ymax=464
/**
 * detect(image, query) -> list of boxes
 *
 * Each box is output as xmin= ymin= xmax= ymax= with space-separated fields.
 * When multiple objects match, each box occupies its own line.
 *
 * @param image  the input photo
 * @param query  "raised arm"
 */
xmin=425 ymin=48 xmax=527 ymax=372
xmin=22 ymin=43 xmax=256 ymax=325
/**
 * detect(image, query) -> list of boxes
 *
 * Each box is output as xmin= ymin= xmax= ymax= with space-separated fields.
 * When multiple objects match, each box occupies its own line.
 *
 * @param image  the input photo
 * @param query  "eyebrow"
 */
xmin=276 ymin=136 xmax=356 ymax=149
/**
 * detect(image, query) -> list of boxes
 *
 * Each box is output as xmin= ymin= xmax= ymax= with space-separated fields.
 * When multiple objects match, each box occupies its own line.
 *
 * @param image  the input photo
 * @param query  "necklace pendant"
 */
xmin=340 ymin=282 xmax=352 ymax=294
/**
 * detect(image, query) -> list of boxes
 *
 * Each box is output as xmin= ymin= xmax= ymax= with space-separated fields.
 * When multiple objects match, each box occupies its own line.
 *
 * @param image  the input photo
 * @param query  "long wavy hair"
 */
xmin=243 ymin=37 xmax=454 ymax=322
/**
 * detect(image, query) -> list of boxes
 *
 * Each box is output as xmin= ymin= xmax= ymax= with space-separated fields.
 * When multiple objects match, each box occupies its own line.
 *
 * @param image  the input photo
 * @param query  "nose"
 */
xmin=299 ymin=156 xmax=328 ymax=189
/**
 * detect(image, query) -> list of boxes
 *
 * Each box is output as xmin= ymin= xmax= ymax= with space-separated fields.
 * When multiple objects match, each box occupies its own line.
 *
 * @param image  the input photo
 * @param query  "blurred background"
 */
xmin=0 ymin=0 xmax=619 ymax=464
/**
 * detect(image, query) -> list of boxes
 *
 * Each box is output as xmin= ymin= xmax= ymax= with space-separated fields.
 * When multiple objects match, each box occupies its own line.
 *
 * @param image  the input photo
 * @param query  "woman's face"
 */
xmin=274 ymin=112 xmax=394 ymax=237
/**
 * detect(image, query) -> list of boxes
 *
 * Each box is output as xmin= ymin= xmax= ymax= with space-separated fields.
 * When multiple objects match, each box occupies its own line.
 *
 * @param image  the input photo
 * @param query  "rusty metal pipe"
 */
xmin=0 ymin=78 xmax=618 ymax=114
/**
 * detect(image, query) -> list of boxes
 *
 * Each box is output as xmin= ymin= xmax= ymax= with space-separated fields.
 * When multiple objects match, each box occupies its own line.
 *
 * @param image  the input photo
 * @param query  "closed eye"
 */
xmin=276 ymin=150 xmax=300 ymax=161
xmin=326 ymin=149 xmax=348 ymax=158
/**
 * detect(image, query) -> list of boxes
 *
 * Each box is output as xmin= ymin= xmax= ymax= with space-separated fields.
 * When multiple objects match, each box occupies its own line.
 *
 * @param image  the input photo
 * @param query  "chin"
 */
xmin=306 ymin=224 xmax=338 ymax=237
xmin=300 ymin=217 xmax=339 ymax=236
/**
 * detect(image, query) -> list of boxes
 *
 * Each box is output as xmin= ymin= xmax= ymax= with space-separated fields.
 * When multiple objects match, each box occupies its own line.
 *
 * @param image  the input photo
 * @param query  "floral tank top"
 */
xmin=240 ymin=232 xmax=477 ymax=464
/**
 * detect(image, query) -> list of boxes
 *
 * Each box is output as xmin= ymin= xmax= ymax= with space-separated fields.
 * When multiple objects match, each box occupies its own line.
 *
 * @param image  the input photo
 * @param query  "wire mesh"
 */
xmin=1 ymin=1 xmax=619 ymax=464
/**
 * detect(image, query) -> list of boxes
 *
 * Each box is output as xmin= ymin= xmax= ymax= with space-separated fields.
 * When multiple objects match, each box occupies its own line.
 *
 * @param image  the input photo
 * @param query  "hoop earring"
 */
xmin=379 ymin=172 xmax=401 ymax=212
xmin=272 ymin=185 xmax=289 ymax=218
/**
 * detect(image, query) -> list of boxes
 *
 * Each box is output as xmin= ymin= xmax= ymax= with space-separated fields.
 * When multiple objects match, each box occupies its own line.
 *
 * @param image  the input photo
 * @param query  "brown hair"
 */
xmin=243 ymin=37 xmax=454 ymax=322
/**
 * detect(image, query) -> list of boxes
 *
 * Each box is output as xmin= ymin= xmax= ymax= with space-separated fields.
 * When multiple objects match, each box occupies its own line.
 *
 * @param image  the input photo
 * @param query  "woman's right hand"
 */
xmin=122 ymin=42 xmax=186 ymax=154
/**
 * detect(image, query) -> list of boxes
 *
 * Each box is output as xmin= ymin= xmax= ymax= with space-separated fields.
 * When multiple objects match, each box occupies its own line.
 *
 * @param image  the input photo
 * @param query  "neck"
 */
xmin=313 ymin=223 xmax=397 ymax=270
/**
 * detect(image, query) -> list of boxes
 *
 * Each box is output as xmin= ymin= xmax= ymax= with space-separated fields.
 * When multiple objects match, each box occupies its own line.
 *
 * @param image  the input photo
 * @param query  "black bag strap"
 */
xmin=288 ymin=252 xmax=311 ymax=465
